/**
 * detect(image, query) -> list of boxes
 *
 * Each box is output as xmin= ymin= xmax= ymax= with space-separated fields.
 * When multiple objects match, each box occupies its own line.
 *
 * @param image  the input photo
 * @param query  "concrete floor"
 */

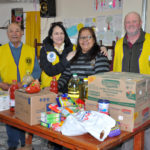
xmin=0 ymin=122 xmax=54 ymax=150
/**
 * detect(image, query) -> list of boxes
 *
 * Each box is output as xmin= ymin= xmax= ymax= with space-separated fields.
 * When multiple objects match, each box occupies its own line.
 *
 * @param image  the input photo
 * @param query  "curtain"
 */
xmin=25 ymin=11 xmax=41 ymax=57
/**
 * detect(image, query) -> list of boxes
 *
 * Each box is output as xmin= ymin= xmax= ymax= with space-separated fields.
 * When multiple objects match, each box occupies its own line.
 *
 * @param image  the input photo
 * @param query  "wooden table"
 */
xmin=0 ymin=110 xmax=149 ymax=150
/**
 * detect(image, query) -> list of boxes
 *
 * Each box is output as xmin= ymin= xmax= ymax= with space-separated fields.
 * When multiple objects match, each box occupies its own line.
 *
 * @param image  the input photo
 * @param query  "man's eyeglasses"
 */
xmin=79 ymin=35 xmax=92 ymax=40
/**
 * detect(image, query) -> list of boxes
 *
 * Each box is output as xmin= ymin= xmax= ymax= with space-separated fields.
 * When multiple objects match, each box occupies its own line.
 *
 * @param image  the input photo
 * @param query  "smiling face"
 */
xmin=7 ymin=23 xmax=23 ymax=47
xmin=79 ymin=29 xmax=95 ymax=53
xmin=51 ymin=26 xmax=65 ymax=47
xmin=124 ymin=12 xmax=142 ymax=36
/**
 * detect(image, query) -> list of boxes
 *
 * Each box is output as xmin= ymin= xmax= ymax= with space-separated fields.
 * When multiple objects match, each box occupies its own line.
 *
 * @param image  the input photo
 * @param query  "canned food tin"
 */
xmin=98 ymin=99 xmax=110 ymax=113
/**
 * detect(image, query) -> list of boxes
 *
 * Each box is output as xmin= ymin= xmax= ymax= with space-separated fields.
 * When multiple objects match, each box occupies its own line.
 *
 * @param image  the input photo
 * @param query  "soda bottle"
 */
xmin=50 ymin=76 xmax=58 ymax=94
xmin=68 ymin=73 xmax=79 ymax=100
xmin=83 ymin=78 xmax=88 ymax=99
xmin=22 ymin=70 xmax=34 ymax=88
xmin=9 ymin=80 xmax=19 ymax=112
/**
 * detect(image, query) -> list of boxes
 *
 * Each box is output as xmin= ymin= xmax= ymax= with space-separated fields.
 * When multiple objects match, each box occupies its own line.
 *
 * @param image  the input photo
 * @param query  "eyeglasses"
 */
xmin=79 ymin=35 xmax=92 ymax=40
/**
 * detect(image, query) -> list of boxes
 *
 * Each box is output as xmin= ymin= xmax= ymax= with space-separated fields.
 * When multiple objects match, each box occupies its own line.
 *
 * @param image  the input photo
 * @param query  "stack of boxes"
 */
xmin=87 ymin=72 xmax=150 ymax=132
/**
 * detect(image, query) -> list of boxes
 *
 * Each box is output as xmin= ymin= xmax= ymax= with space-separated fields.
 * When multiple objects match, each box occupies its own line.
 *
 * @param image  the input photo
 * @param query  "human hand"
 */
xmin=100 ymin=46 xmax=108 ymax=57
xmin=66 ymin=50 xmax=77 ymax=61
xmin=0 ymin=82 xmax=11 ymax=91
xmin=17 ymin=82 xmax=23 ymax=89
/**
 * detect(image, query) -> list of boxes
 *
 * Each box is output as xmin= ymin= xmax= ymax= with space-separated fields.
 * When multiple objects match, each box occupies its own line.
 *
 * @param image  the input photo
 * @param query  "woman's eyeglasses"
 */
xmin=79 ymin=35 xmax=92 ymax=40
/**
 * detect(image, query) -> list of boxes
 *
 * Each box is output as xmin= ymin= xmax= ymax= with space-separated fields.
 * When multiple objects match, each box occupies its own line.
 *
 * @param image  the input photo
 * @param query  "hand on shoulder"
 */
xmin=66 ymin=50 xmax=77 ymax=61
xmin=100 ymin=46 xmax=108 ymax=57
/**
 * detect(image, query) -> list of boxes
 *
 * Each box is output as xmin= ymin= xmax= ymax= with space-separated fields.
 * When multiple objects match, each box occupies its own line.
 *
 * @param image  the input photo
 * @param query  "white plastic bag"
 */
xmin=61 ymin=110 xmax=116 ymax=141
xmin=80 ymin=111 xmax=116 ymax=141
xmin=61 ymin=114 xmax=87 ymax=136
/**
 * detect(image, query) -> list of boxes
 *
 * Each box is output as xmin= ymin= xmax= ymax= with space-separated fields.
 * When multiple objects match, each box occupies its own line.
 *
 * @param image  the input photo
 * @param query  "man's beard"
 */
xmin=126 ymin=28 xmax=140 ymax=36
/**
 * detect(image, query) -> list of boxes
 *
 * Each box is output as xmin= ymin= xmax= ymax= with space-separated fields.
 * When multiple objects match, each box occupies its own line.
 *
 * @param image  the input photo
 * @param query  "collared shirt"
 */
xmin=9 ymin=42 xmax=22 ymax=82
xmin=122 ymin=29 xmax=146 ymax=73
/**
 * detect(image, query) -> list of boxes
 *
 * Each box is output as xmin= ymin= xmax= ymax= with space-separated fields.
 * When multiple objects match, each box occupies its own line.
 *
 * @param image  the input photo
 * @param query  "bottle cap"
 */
xmin=98 ymin=99 xmax=110 ymax=104
xmin=84 ymin=78 xmax=88 ymax=81
xmin=26 ymin=70 xmax=30 ymax=73
xmin=73 ymin=73 xmax=77 ymax=77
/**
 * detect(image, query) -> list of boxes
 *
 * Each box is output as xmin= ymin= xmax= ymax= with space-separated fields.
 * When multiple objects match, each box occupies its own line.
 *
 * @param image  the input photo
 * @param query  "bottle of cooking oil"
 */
xmin=22 ymin=70 xmax=34 ymax=88
xmin=68 ymin=73 xmax=79 ymax=100
xmin=83 ymin=78 xmax=88 ymax=99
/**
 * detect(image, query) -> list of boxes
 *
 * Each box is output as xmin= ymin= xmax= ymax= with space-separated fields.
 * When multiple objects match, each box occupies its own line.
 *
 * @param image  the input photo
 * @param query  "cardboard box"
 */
xmin=87 ymin=72 xmax=150 ymax=132
xmin=85 ymin=99 xmax=98 ymax=111
xmin=15 ymin=90 xmax=57 ymax=125
xmin=0 ymin=91 xmax=10 ymax=111
xmin=88 ymin=72 xmax=147 ymax=107
xmin=109 ymin=97 xmax=150 ymax=132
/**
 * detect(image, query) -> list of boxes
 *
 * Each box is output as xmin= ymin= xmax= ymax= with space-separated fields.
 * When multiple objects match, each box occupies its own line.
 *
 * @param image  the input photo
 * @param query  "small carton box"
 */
xmin=0 ymin=91 xmax=10 ymax=111
xmin=109 ymin=97 xmax=150 ymax=132
xmin=15 ymin=90 xmax=57 ymax=125
xmin=88 ymin=72 xmax=146 ymax=106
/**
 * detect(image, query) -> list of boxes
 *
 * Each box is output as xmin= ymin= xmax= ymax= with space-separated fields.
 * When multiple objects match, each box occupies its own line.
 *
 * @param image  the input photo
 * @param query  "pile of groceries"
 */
xmin=8 ymin=72 xmax=121 ymax=141
xmin=39 ymin=92 xmax=121 ymax=141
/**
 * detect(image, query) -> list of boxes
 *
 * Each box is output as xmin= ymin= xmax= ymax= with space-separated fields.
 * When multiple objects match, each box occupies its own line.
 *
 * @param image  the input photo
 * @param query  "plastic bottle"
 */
xmin=50 ymin=76 xmax=58 ymax=94
xmin=9 ymin=80 xmax=19 ymax=112
xmin=22 ymin=70 xmax=34 ymax=88
xmin=79 ymin=79 xmax=84 ymax=100
xmin=68 ymin=73 xmax=79 ymax=100
xmin=83 ymin=78 xmax=88 ymax=99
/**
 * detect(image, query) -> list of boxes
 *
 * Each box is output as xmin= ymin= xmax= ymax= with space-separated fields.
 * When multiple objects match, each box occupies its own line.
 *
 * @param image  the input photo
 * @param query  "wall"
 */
xmin=0 ymin=0 xmax=149 ymax=45
xmin=0 ymin=2 xmax=40 ymax=45
xmin=146 ymin=0 xmax=150 ymax=33
xmin=121 ymin=0 xmax=143 ymax=35
xmin=41 ymin=0 xmax=122 ymax=41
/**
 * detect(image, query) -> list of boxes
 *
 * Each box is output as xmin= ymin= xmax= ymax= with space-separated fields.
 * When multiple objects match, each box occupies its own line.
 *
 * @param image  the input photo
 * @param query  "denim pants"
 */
xmin=6 ymin=125 xmax=25 ymax=147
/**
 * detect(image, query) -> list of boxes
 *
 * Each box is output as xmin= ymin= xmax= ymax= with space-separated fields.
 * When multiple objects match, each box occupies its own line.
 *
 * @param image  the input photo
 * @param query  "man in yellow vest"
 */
xmin=113 ymin=12 xmax=150 ymax=150
xmin=0 ymin=23 xmax=41 ymax=150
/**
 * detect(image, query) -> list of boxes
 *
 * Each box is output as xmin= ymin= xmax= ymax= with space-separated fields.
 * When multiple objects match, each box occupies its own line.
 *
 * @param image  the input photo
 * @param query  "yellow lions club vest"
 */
xmin=113 ymin=33 xmax=150 ymax=74
xmin=0 ymin=43 xmax=35 ymax=84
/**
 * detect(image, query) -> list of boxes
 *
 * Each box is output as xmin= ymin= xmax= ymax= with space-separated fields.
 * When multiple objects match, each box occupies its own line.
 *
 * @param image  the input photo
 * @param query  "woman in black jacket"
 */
xmin=40 ymin=22 xmax=76 ymax=88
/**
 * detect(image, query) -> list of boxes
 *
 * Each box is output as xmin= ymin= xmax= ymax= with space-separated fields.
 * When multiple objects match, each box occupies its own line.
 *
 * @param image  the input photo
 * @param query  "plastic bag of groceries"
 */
xmin=61 ymin=110 xmax=116 ymax=141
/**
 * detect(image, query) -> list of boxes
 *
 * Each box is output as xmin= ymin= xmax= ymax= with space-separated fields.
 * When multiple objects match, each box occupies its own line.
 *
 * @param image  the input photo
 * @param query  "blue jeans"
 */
xmin=6 ymin=125 xmax=25 ymax=147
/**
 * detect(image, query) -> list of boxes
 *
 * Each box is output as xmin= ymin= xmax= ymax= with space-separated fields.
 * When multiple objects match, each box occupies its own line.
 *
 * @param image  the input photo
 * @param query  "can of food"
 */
xmin=98 ymin=99 xmax=110 ymax=113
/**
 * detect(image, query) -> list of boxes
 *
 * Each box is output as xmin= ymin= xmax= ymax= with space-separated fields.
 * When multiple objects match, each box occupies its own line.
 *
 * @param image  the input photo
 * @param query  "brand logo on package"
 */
xmin=102 ymin=79 xmax=120 ymax=88
xmin=40 ymin=98 xmax=50 ymax=102
xmin=122 ymin=109 xmax=131 ymax=114
xmin=142 ymin=107 xmax=149 ymax=117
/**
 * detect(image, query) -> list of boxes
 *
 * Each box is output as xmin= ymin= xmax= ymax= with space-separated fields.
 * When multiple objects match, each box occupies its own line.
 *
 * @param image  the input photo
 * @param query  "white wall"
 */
xmin=146 ymin=0 xmax=150 ymax=33
xmin=121 ymin=0 xmax=143 ymax=35
xmin=41 ymin=0 xmax=122 ymax=42
xmin=0 ymin=0 xmax=149 ymax=45
xmin=0 ymin=2 xmax=40 ymax=45
xmin=56 ymin=0 xmax=121 ymax=17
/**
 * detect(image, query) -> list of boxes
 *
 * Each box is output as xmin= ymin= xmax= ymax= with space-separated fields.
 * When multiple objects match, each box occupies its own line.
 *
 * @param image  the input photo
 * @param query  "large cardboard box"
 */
xmin=109 ymin=97 xmax=150 ymax=132
xmin=15 ymin=90 xmax=57 ymax=125
xmin=87 ymin=72 xmax=150 ymax=132
xmin=88 ymin=72 xmax=147 ymax=107
xmin=0 ymin=91 xmax=10 ymax=111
